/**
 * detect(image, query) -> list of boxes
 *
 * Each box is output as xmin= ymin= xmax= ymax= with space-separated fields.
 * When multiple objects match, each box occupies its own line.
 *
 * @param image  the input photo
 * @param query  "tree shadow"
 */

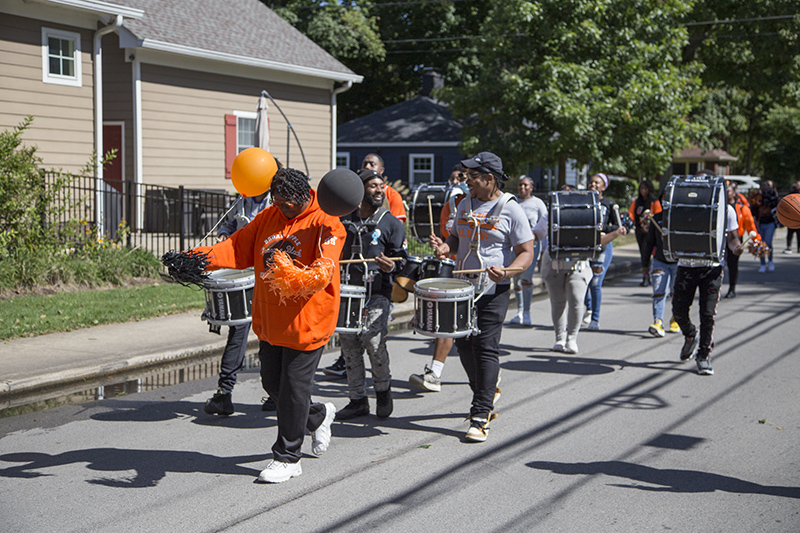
xmin=527 ymin=460 xmax=800 ymax=498
xmin=89 ymin=399 xmax=278 ymax=429
xmin=0 ymin=448 xmax=267 ymax=488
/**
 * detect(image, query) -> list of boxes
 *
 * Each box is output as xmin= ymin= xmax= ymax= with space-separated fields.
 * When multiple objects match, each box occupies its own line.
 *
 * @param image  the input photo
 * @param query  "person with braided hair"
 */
xmin=195 ymin=167 xmax=346 ymax=483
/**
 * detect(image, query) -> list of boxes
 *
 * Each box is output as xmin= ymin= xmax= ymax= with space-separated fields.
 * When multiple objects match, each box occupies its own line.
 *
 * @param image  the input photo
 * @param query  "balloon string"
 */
xmin=193 ymin=197 xmax=243 ymax=248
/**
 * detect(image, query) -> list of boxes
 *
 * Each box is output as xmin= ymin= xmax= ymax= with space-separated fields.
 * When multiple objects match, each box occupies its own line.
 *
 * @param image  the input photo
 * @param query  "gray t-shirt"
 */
xmin=517 ymin=195 xmax=548 ymax=230
xmin=446 ymin=194 xmax=534 ymax=295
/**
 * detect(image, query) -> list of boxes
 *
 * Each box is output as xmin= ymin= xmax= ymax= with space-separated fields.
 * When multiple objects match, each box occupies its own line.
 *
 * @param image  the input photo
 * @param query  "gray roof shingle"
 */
xmin=107 ymin=0 xmax=356 ymax=78
xmin=338 ymin=97 xmax=462 ymax=144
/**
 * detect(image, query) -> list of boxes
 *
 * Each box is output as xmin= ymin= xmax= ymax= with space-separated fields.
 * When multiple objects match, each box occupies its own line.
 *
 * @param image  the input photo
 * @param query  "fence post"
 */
xmin=179 ymin=185 xmax=185 ymax=252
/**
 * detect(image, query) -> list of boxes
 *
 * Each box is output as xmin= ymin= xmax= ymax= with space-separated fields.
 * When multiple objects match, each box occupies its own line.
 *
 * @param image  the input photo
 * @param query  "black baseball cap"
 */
xmin=357 ymin=168 xmax=384 ymax=185
xmin=461 ymin=152 xmax=506 ymax=180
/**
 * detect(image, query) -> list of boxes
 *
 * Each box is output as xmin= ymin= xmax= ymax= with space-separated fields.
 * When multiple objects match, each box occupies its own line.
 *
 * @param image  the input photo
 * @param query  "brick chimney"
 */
xmin=421 ymin=67 xmax=444 ymax=98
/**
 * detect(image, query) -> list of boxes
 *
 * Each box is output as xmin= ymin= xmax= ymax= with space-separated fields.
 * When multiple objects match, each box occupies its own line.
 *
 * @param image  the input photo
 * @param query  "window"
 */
xmin=688 ymin=162 xmax=698 ymax=175
xmin=336 ymin=152 xmax=350 ymax=169
xmin=235 ymin=112 xmax=257 ymax=153
xmin=42 ymin=28 xmax=82 ymax=87
xmin=409 ymin=153 xmax=434 ymax=185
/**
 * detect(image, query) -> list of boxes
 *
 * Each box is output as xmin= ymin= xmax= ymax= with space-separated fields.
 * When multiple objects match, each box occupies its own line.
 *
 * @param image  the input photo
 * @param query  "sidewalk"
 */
xmin=0 ymin=242 xmax=642 ymax=403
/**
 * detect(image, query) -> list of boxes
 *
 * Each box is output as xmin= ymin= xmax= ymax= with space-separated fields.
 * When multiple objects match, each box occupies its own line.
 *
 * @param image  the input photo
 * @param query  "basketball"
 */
xmin=776 ymin=193 xmax=800 ymax=229
xmin=317 ymin=168 xmax=363 ymax=217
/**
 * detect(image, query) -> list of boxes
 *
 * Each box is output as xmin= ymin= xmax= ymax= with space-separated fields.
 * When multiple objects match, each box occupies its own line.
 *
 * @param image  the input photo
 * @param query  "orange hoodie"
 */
xmin=196 ymin=190 xmax=346 ymax=351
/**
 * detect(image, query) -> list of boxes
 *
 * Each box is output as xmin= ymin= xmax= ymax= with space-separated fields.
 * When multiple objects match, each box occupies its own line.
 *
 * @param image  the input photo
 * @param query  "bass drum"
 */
xmin=548 ymin=190 xmax=602 ymax=261
xmin=409 ymin=183 xmax=449 ymax=244
xmin=662 ymin=175 xmax=727 ymax=263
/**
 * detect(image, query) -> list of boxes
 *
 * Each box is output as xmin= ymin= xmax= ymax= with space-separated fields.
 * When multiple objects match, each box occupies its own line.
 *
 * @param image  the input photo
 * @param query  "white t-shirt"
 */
xmin=447 ymin=194 xmax=533 ymax=295
xmin=678 ymin=203 xmax=739 ymax=268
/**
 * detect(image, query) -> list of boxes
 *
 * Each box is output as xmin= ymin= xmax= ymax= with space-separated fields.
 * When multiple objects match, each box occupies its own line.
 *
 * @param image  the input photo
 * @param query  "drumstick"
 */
xmin=452 ymin=267 xmax=524 ymax=274
xmin=339 ymin=257 xmax=404 ymax=264
xmin=427 ymin=196 xmax=435 ymax=237
xmin=736 ymin=230 xmax=757 ymax=252
xmin=612 ymin=203 xmax=623 ymax=229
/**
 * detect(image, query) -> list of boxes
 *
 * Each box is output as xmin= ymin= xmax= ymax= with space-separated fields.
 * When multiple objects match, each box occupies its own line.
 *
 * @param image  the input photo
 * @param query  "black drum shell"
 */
xmin=409 ymin=184 xmax=448 ymax=243
xmin=662 ymin=175 xmax=727 ymax=262
xmin=395 ymin=255 xmax=423 ymax=292
xmin=336 ymin=285 xmax=366 ymax=333
xmin=548 ymin=190 xmax=602 ymax=261
xmin=421 ymin=257 xmax=455 ymax=280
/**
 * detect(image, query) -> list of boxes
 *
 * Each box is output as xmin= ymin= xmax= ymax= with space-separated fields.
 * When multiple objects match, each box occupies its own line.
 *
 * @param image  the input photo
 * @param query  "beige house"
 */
xmin=0 ymin=0 xmax=361 ymax=199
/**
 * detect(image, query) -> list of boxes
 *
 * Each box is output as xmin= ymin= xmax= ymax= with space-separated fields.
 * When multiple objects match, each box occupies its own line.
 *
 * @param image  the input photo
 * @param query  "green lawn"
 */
xmin=0 ymin=283 xmax=206 ymax=341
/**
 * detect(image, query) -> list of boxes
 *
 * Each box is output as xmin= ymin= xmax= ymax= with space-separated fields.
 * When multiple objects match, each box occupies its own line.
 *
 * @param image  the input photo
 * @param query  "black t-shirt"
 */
xmin=340 ymin=208 xmax=407 ymax=298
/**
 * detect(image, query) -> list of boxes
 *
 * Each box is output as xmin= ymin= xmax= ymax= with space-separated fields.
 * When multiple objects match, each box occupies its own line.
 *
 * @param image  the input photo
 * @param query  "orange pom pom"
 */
xmin=261 ymin=250 xmax=334 ymax=302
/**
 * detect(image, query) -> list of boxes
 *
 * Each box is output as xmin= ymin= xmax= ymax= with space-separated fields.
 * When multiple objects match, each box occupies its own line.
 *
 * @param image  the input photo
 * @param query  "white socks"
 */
xmin=430 ymin=360 xmax=445 ymax=378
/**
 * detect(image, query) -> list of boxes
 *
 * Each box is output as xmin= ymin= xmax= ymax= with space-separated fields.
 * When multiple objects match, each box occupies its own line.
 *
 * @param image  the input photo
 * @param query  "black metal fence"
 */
xmin=43 ymin=172 xmax=237 ymax=257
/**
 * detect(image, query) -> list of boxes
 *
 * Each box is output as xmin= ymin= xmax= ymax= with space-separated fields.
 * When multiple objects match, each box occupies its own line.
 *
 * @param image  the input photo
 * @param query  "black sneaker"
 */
xmin=335 ymin=397 xmax=369 ymax=420
xmin=204 ymin=391 xmax=234 ymax=415
xmin=261 ymin=397 xmax=276 ymax=412
xmin=376 ymin=389 xmax=393 ymax=419
xmin=680 ymin=334 xmax=698 ymax=361
xmin=724 ymin=290 xmax=736 ymax=299
xmin=323 ymin=355 xmax=347 ymax=378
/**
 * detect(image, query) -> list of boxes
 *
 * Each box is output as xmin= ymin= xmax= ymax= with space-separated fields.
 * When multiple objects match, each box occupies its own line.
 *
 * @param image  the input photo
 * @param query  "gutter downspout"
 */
xmin=93 ymin=14 xmax=123 ymax=239
xmin=331 ymin=81 xmax=353 ymax=169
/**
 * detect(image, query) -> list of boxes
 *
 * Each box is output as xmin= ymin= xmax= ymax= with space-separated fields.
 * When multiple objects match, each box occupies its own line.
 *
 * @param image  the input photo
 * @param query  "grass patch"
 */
xmin=0 ymin=282 xmax=205 ymax=341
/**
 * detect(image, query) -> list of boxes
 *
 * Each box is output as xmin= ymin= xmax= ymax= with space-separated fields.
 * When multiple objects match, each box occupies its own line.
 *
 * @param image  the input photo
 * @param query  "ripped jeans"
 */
xmin=650 ymin=258 xmax=678 ymax=322
xmin=339 ymin=295 xmax=392 ymax=400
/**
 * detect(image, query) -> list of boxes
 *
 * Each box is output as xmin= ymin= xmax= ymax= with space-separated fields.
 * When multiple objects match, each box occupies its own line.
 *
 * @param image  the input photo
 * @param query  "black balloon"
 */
xmin=317 ymin=168 xmax=363 ymax=217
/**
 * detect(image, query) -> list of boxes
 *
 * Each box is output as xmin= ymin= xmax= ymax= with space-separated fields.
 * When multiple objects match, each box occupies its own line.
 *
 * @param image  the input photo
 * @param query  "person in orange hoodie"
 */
xmin=725 ymin=182 xmax=759 ymax=299
xmin=195 ymin=167 xmax=346 ymax=484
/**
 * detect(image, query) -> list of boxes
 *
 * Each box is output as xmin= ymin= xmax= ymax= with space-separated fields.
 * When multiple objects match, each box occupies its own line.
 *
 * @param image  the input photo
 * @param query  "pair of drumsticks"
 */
xmin=340 ymin=256 xmax=521 ymax=275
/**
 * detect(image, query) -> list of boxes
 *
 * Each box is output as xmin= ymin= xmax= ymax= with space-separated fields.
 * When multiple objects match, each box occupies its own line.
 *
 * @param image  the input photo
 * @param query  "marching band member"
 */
xmin=195 ymin=167 xmax=346 ymax=483
xmin=428 ymin=152 xmax=534 ymax=443
xmin=335 ymin=169 xmax=407 ymax=420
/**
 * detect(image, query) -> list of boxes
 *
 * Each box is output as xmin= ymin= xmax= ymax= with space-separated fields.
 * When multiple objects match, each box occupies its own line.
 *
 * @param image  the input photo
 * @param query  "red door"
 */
xmin=103 ymin=123 xmax=123 ymax=191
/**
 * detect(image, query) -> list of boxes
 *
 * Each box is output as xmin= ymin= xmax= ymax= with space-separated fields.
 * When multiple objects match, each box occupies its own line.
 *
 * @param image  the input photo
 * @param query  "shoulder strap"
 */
xmin=487 ymin=192 xmax=516 ymax=224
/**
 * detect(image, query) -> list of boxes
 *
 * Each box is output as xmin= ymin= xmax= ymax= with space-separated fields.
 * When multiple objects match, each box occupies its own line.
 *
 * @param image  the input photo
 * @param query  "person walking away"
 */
xmin=725 ymin=183 xmax=759 ymax=298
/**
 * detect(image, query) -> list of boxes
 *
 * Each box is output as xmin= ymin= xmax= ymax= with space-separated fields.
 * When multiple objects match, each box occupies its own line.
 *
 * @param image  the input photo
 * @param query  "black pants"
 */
xmin=788 ymin=228 xmax=800 ymax=251
xmin=455 ymin=285 xmax=510 ymax=418
xmin=725 ymin=245 xmax=739 ymax=292
xmin=635 ymin=228 xmax=649 ymax=275
xmin=217 ymin=323 xmax=250 ymax=393
xmin=672 ymin=265 xmax=723 ymax=356
xmin=259 ymin=341 xmax=327 ymax=464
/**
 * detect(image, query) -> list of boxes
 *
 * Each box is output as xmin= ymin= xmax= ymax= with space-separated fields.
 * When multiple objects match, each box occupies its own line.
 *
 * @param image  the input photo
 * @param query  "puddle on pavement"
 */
xmin=0 ymin=353 xmax=262 ymax=419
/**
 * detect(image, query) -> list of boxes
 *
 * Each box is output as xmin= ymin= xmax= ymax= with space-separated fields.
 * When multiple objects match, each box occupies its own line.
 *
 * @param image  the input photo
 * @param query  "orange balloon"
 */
xmin=230 ymin=147 xmax=277 ymax=197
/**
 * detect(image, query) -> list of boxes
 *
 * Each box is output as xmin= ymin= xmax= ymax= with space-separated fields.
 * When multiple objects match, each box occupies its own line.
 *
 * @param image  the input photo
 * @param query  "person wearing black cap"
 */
xmin=334 ymin=169 xmax=408 ymax=420
xmin=428 ymin=151 xmax=534 ymax=442
xmin=672 ymin=169 xmax=742 ymax=375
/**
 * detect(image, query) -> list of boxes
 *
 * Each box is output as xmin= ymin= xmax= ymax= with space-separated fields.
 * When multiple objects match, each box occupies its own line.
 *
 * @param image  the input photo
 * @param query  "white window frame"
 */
xmin=336 ymin=152 xmax=350 ymax=169
xmin=41 ymin=27 xmax=82 ymax=87
xmin=233 ymin=110 xmax=257 ymax=154
xmin=409 ymin=153 xmax=434 ymax=186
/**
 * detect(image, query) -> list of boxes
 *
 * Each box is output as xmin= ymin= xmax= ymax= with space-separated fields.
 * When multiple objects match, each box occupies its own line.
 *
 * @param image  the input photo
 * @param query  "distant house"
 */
xmin=0 ymin=0 xmax=361 ymax=197
xmin=337 ymin=70 xmax=464 ymax=187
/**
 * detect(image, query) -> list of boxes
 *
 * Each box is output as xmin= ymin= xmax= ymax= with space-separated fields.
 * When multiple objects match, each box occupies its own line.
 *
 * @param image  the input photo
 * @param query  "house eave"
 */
xmin=35 ymin=0 xmax=144 ymax=19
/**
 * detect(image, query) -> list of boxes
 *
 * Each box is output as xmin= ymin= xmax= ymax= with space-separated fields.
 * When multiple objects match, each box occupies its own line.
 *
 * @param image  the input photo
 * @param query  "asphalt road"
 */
xmin=1 ymin=253 xmax=798 ymax=532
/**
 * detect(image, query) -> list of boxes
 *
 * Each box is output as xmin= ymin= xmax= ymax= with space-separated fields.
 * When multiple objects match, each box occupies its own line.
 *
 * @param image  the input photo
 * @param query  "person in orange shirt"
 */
xmin=725 ymin=182 xmax=759 ymax=299
xmin=628 ymin=180 xmax=662 ymax=287
xmin=195 ymin=167 xmax=346 ymax=484
xmin=362 ymin=153 xmax=407 ymax=222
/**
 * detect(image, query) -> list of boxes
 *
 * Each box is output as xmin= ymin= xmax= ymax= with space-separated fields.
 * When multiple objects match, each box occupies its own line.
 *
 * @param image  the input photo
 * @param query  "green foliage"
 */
xmin=606 ymin=178 xmax=639 ymax=208
xmin=762 ymin=105 xmax=800 ymax=189
xmin=444 ymin=0 xmax=703 ymax=181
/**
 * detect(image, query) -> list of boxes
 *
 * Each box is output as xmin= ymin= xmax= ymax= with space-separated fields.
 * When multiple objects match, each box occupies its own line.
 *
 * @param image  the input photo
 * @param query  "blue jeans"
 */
xmin=760 ymin=222 xmax=776 ymax=264
xmin=585 ymin=243 xmax=613 ymax=323
xmin=650 ymin=259 xmax=677 ymax=322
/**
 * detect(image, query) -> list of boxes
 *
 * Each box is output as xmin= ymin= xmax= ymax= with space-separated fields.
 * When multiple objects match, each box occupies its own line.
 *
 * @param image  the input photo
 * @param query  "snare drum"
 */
xmin=662 ymin=175 xmax=727 ymax=262
xmin=421 ymin=257 xmax=455 ymax=279
xmin=548 ymin=190 xmax=602 ymax=261
xmin=409 ymin=183 xmax=448 ymax=243
xmin=202 ymin=268 xmax=255 ymax=326
xmin=413 ymin=278 xmax=476 ymax=338
xmin=394 ymin=255 xmax=423 ymax=291
xmin=336 ymin=284 xmax=366 ymax=333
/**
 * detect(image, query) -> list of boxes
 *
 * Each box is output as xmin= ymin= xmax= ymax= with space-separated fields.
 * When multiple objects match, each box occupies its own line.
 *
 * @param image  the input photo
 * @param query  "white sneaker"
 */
xmin=409 ymin=366 xmax=442 ymax=392
xmin=582 ymin=310 xmax=591 ymax=326
xmin=311 ymin=402 xmax=335 ymax=456
xmin=784 ymin=249 xmax=793 ymax=255
xmin=767 ymin=261 xmax=775 ymax=272
xmin=522 ymin=312 xmax=532 ymax=326
xmin=258 ymin=460 xmax=302 ymax=483
xmin=758 ymin=264 xmax=767 ymax=273
xmin=564 ymin=338 xmax=579 ymax=354
xmin=553 ymin=340 xmax=566 ymax=352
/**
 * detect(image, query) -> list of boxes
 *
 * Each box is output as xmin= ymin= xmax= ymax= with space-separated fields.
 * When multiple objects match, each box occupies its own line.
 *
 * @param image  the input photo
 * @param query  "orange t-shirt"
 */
xmin=384 ymin=184 xmax=407 ymax=222
xmin=196 ymin=190 xmax=346 ymax=351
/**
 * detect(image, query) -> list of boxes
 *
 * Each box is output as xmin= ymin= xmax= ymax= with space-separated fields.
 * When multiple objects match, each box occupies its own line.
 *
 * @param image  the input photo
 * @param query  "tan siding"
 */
xmin=140 ymin=64 xmax=332 ymax=191
xmin=0 ymin=14 xmax=94 ymax=174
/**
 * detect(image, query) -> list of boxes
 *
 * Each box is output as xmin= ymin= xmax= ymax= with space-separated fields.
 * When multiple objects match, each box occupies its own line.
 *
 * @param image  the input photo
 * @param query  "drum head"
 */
xmin=410 ymin=184 xmax=448 ymax=243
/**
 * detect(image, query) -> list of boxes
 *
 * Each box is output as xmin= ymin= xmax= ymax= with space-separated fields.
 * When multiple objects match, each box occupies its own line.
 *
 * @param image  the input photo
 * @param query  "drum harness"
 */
xmin=458 ymin=192 xmax=515 ymax=301
xmin=342 ymin=208 xmax=392 ymax=305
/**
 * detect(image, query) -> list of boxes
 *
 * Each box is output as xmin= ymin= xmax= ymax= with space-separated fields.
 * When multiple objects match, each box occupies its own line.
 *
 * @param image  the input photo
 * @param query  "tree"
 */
xmin=442 ymin=0 xmax=704 ymax=182
xmin=685 ymin=1 xmax=800 ymax=180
